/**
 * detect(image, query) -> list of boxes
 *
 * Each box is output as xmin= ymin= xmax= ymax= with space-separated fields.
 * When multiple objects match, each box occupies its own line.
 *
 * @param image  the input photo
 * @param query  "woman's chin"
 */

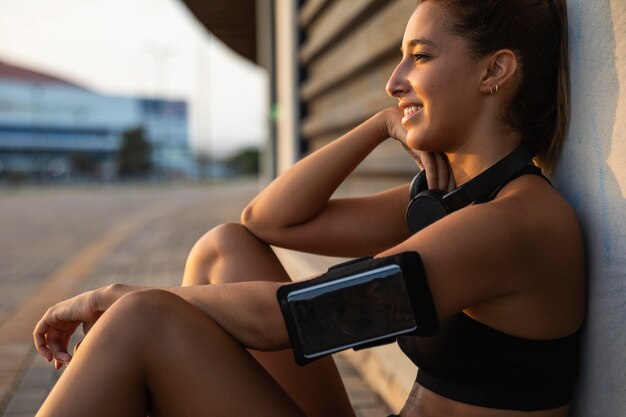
xmin=406 ymin=131 xmax=451 ymax=154
xmin=406 ymin=134 xmax=432 ymax=153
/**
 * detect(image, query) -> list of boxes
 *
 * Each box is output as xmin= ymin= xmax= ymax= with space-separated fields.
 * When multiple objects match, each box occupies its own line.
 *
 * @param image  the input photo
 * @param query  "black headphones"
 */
xmin=406 ymin=143 xmax=533 ymax=234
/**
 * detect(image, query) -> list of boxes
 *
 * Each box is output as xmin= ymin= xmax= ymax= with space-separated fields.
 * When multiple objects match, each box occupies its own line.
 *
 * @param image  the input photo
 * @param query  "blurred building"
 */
xmin=0 ymin=60 xmax=190 ymax=181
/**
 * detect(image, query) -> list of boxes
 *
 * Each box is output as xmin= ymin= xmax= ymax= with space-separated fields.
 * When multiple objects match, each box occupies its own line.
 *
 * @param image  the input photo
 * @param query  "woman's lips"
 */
xmin=401 ymin=105 xmax=423 ymax=124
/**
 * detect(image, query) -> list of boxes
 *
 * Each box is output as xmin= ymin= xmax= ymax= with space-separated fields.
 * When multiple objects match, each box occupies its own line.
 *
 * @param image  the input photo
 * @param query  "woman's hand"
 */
xmin=378 ymin=107 xmax=418 ymax=163
xmin=419 ymin=152 xmax=457 ymax=191
xmin=33 ymin=284 xmax=134 ymax=368
xmin=379 ymin=107 xmax=456 ymax=191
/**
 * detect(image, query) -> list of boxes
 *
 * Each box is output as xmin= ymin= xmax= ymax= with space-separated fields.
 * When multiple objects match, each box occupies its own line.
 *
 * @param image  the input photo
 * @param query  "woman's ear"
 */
xmin=480 ymin=49 xmax=518 ymax=95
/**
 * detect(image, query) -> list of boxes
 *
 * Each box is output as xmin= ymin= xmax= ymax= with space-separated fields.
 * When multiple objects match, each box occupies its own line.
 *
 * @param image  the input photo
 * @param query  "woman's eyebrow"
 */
xmin=400 ymin=38 xmax=438 ymax=53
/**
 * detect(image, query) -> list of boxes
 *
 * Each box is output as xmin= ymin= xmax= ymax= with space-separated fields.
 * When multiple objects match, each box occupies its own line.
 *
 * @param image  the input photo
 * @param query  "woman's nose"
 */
xmin=385 ymin=64 xmax=409 ymax=98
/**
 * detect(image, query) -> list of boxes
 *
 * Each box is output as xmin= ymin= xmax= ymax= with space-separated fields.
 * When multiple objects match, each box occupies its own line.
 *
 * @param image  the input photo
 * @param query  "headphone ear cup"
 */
xmin=409 ymin=170 xmax=429 ymax=199
xmin=406 ymin=189 xmax=449 ymax=234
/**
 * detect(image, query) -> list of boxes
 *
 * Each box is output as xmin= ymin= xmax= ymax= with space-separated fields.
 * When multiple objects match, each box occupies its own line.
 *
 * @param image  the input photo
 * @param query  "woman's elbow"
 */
xmin=240 ymin=203 xmax=265 ymax=235
xmin=240 ymin=203 xmax=281 ymax=241
xmin=240 ymin=202 xmax=257 ymax=227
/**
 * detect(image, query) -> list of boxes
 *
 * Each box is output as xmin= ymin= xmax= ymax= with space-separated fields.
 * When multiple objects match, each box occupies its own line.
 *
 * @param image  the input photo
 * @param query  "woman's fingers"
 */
xmin=401 ymin=143 xmax=423 ymax=168
xmin=33 ymin=318 xmax=53 ymax=361
xmin=33 ymin=290 xmax=107 ymax=368
xmin=46 ymin=328 xmax=72 ymax=364
xmin=384 ymin=107 xmax=407 ymax=143
xmin=434 ymin=153 xmax=450 ymax=190
xmin=35 ymin=314 xmax=76 ymax=365
xmin=61 ymin=330 xmax=73 ymax=364
xmin=419 ymin=151 xmax=454 ymax=191
xmin=419 ymin=152 xmax=437 ymax=189
xmin=448 ymin=169 xmax=457 ymax=190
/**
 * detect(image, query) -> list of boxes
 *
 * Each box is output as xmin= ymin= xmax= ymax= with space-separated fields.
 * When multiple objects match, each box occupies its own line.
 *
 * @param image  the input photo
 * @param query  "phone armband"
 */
xmin=276 ymin=251 xmax=438 ymax=365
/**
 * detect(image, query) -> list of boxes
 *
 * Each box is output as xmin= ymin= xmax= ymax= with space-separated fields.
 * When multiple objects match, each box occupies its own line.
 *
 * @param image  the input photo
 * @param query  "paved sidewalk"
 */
xmin=0 ymin=182 xmax=392 ymax=416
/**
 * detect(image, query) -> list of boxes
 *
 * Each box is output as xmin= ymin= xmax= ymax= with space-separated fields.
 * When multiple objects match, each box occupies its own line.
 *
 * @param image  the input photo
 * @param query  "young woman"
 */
xmin=34 ymin=0 xmax=584 ymax=416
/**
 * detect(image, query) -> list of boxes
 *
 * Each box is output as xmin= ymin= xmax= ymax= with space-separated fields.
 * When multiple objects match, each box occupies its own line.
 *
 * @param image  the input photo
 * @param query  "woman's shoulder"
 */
xmin=488 ymin=172 xmax=585 ymax=292
xmin=468 ymin=174 xmax=586 ymax=338
xmin=493 ymin=172 xmax=582 ymax=237
xmin=387 ymin=170 xmax=585 ymax=322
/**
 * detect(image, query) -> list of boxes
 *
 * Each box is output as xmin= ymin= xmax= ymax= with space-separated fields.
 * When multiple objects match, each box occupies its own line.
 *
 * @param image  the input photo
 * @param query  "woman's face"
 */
xmin=386 ymin=2 xmax=487 ymax=152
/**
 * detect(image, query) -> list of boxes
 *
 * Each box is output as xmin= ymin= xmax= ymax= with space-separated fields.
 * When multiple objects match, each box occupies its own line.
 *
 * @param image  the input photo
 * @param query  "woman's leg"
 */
xmin=38 ymin=290 xmax=307 ymax=417
xmin=183 ymin=223 xmax=356 ymax=417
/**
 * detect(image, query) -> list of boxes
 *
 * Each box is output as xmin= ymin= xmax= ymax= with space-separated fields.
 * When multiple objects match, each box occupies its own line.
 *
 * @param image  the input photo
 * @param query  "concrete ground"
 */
xmin=0 ymin=182 xmax=393 ymax=417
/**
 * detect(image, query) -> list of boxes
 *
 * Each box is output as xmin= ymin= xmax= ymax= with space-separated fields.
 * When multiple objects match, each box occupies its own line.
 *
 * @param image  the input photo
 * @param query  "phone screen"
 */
xmin=286 ymin=264 xmax=417 ymax=359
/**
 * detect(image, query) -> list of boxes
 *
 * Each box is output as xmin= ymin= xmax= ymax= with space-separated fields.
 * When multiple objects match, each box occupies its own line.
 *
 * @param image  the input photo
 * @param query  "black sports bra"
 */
xmin=397 ymin=165 xmax=581 ymax=411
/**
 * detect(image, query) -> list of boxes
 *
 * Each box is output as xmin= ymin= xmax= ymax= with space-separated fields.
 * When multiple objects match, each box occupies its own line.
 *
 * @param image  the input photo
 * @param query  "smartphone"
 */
xmin=277 ymin=253 xmax=430 ymax=365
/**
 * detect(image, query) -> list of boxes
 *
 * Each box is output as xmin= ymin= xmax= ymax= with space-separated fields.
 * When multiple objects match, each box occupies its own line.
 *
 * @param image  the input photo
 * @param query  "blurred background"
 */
xmin=0 ymin=2 xmax=419 ymax=415
xmin=0 ymin=0 xmax=268 ymax=185
xmin=0 ymin=0 xmax=420 ymax=188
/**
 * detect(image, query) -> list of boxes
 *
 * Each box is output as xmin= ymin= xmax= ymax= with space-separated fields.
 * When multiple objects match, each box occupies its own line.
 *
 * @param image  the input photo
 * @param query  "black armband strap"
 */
xmin=276 ymin=252 xmax=439 ymax=365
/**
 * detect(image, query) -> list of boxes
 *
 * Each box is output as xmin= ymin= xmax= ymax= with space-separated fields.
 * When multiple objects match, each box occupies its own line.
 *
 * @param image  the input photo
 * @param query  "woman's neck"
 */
xmin=446 ymin=132 xmax=522 ymax=186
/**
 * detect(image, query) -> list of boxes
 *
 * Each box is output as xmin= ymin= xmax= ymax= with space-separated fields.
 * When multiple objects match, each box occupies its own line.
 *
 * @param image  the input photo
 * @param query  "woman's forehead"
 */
xmin=402 ymin=3 xmax=454 ymax=51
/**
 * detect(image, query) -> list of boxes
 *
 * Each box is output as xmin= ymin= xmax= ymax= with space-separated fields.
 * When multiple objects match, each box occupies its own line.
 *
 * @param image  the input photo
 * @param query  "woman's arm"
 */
xmin=241 ymin=109 xmax=412 ymax=257
xmin=375 ymin=175 xmax=585 ymax=334
xmin=110 ymin=282 xmax=290 ymax=350
xmin=34 ymin=280 xmax=294 ymax=366
xmin=243 ymin=111 xmax=388 ymax=229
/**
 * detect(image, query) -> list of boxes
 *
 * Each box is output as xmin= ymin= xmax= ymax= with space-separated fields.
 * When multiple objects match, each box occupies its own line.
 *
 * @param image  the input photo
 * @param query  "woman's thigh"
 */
xmin=41 ymin=290 xmax=309 ymax=417
xmin=182 ymin=223 xmax=356 ymax=417
xmin=133 ymin=290 xmax=309 ymax=417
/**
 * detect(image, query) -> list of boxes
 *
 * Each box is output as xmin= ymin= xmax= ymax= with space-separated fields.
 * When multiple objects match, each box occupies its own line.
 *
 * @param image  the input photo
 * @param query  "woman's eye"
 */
xmin=412 ymin=54 xmax=428 ymax=62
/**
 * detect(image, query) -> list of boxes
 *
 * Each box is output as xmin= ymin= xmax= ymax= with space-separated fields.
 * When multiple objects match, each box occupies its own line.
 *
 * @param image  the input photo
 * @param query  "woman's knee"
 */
xmin=80 ymin=289 xmax=184 ymax=357
xmin=183 ymin=223 xmax=273 ymax=286
xmin=107 ymin=289 xmax=189 ymax=334
xmin=107 ymin=289 xmax=180 ymax=327
xmin=90 ymin=289 xmax=209 ymax=360
xmin=184 ymin=223 xmax=247 ymax=284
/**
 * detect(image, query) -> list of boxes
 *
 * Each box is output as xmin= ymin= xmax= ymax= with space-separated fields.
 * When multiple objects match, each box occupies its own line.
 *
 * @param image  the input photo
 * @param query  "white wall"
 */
xmin=553 ymin=1 xmax=626 ymax=415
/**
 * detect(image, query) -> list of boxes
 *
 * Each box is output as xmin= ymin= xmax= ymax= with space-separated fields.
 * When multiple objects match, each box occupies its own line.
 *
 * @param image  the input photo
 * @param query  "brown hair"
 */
xmin=419 ymin=0 xmax=569 ymax=173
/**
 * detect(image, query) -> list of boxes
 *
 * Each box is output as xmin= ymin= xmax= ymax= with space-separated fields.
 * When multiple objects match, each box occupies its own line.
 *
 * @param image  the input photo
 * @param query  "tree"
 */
xmin=117 ymin=127 xmax=152 ymax=177
xmin=227 ymin=147 xmax=259 ymax=176
xmin=70 ymin=152 xmax=98 ymax=177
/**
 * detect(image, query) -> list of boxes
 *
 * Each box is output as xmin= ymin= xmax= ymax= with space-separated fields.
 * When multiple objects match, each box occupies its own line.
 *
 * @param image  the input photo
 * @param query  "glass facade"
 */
xmin=0 ymin=78 xmax=190 ymax=180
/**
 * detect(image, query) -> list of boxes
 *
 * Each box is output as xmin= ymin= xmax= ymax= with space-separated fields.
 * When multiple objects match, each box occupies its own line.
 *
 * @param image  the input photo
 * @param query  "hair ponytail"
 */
xmin=537 ymin=0 xmax=569 ymax=174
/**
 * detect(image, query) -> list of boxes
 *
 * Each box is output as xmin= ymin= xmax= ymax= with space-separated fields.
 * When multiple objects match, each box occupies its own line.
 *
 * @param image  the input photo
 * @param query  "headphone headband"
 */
xmin=441 ymin=143 xmax=532 ymax=212
xmin=406 ymin=143 xmax=533 ymax=234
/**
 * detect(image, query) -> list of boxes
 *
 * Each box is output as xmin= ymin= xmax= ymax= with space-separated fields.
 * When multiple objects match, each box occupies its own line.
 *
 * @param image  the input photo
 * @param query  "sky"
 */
xmin=0 ymin=0 xmax=268 ymax=158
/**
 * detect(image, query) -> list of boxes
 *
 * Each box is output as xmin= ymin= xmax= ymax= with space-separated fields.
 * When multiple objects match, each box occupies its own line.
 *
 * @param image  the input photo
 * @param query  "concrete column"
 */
xmin=553 ymin=1 xmax=626 ymax=415
xmin=274 ymin=0 xmax=300 ymax=174
xmin=256 ymin=0 xmax=277 ymax=181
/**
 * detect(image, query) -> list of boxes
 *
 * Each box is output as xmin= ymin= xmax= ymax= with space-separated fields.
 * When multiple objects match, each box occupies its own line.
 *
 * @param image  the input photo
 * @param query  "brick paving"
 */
xmin=0 ymin=182 xmax=392 ymax=417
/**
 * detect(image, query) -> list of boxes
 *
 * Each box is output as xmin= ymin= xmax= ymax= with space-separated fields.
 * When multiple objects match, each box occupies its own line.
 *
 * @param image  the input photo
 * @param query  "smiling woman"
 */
xmin=33 ymin=1 xmax=584 ymax=417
